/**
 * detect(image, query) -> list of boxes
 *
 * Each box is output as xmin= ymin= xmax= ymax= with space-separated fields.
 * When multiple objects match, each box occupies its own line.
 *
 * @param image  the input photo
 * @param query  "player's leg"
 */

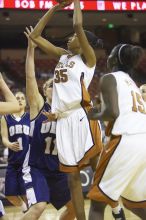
xmin=20 ymin=202 xmax=47 ymax=220
xmin=20 ymin=195 xmax=28 ymax=213
xmin=21 ymin=167 xmax=50 ymax=220
xmin=89 ymin=133 xmax=146 ymax=220
xmin=89 ymin=156 xmax=106 ymax=220
xmin=47 ymin=171 xmax=76 ymax=220
xmin=18 ymin=171 xmax=28 ymax=212
xmin=125 ymin=207 xmax=146 ymax=220
xmin=5 ymin=165 xmax=27 ymax=212
xmin=5 ymin=196 xmax=27 ymax=213
xmin=88 ymin=120 xmax=106 ymax=220
xmin=88 ymin=135 xmax=128 ymax=220
xmin=59 ymin=200 xmax=75 ymax=220
xmin=68 ymin=171 xmax=86 ymax=220
xmin=121 ymin=133 xmax=146 ymax=220
xmin=88 ymin=200 xmax=106 ymax=220
xmin=89 ymin=155 xmax=98 ymax=172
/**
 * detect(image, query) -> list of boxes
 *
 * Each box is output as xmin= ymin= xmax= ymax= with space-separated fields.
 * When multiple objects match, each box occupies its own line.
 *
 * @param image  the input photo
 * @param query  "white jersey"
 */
xmin=111 ymin=71 xmax=146 ymax=135
xmin=52 ymin=54 xmax=95 ymax=114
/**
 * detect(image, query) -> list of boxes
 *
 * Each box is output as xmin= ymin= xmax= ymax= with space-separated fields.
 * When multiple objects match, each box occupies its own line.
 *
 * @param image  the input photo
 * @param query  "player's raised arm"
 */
xmin=73 ymin=0 xmax=96 ymax=67
xmin=29 ymin=2 xmax=70 ymax=59
xmin=0 ymin=73 xmax=20 ymax=114
xmin=25 ymin=26 xmax=44 ymax=119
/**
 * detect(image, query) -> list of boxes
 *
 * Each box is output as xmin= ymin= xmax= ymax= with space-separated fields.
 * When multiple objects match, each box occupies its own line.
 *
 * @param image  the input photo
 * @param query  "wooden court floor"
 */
xmin=5 ymin=199 xmax=141 ymax=220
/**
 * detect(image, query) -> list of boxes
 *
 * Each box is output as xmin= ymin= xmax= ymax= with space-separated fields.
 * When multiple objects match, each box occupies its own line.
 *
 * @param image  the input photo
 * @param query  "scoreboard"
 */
xmin=0 ymin=0 xmax=146 ymax=11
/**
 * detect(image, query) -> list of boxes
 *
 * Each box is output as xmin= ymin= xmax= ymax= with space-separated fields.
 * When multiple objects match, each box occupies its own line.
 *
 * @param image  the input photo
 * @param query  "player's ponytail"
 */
xmin=130 ymin=46 xmax=144 ymax=69
xmin=116 ymin=44 xmax=144 ymax=75
xmin=84 ymin=30 xmax=103 ymax=49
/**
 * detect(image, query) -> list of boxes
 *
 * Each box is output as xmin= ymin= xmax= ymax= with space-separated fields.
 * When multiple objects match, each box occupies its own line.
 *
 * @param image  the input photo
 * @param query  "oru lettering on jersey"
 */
xmin=9 ymin=124 xmax=29 ymax=136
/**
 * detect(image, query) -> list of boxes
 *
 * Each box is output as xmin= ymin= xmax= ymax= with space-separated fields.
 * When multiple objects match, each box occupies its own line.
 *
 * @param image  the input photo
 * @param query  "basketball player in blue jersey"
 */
xmin=20 ymin=27 xmax=75 ymax=220
xmin=0 ymin=72 xmax=20 ymax=220
xmin=1 ymin=91 xmax=29 ymax=213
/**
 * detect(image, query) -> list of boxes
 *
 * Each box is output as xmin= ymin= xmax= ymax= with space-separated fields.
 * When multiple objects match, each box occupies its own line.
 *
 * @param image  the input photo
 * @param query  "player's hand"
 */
xmin=7 ymin=142 xmax=21 ymax=152
xmin=42 ymin=111 xmax=58 ymax=122
xmin=24 ymin=26 xmax=37 ymax=49
xmin=57 ymin=0 xmax=73 ymax=8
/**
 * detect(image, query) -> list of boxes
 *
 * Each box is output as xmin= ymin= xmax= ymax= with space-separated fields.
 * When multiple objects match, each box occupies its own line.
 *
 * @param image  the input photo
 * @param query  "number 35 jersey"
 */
xmin=28 ymin=102 xmax=59 ymax=171
xmin=52 ymin=54 xmax=95 ymax=113
xmin=110 ymin=71 xmax=146 ymax=135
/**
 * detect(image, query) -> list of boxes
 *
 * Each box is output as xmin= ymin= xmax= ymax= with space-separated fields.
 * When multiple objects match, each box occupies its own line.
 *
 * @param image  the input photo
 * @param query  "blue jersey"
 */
xmin=28 ymin=102 xmax=59 ymax=170
xmin=5 ymin=113 xmax=30 ymax=165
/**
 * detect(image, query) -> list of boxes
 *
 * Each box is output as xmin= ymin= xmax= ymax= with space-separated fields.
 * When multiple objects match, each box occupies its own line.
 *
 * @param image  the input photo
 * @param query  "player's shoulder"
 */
xmin=4 ymin=114 xmax=12 ymax=120
xmin=100 ymin=73 xmax=116 ymax=84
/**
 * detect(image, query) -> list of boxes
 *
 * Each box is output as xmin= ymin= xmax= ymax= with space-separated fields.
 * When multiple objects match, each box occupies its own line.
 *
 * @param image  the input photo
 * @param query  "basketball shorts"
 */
xmin=5 ymin=164 xmax=26 ymax=196
xmin=88 ymin=133 xmax=146 ymax=208
xmin=56 ymin=108 xmax=102 ymax=172
xmin=23 ymin=167 xmax=71 ymax=210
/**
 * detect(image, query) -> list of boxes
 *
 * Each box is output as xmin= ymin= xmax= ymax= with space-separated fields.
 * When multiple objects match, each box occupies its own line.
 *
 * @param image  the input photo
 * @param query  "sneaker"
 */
xmin=112 ymin=208 xmax=126 ymax=220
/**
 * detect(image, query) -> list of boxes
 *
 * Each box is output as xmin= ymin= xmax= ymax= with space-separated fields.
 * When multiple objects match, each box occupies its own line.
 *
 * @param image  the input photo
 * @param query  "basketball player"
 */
xmin=28 ymin=0 xmax=103 ymax=219
xmin=140 ymin=84 xmax=146 ymax=102
xmin=1 ymin=91 xmax=29 ymax=213
xmin=0 ymin=72 xmax=20 ymax=220
xmin=21 ymin=26 xmax=76 ymax=220
xmin=88 ymin=44 xmax=146 ymax=220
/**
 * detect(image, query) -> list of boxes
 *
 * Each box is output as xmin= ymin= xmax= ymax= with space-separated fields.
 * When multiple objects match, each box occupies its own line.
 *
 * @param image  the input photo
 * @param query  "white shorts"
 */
xmin=56 ymin=108 xmax=102 ymax=172
xmin=88 ymin=133 xmax=146 ymax=207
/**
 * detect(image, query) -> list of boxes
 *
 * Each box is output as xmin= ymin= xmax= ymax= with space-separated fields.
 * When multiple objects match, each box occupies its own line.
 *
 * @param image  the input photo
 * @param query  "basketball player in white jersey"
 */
xmin=27 ymin=0 xmax=104 ymax=219
xmin=0 ymin=72 xmax=20 ymax=220
xmin=88 ymin=44 xmax=146 ymax=220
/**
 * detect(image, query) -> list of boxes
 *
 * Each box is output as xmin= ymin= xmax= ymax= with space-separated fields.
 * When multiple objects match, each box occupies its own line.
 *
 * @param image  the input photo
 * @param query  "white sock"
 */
xmin=21 ymin=201 xmax=27 ymax=212
xmin=112 ymin=204 xmax=122 ymax=214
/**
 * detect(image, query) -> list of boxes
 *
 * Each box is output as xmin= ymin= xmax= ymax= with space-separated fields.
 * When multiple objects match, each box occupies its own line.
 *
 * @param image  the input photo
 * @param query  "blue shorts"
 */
xmin=24 ymin=167 xmax=71 ymax=210
xmin=5 ymin=164 xmax=26 ymax=196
